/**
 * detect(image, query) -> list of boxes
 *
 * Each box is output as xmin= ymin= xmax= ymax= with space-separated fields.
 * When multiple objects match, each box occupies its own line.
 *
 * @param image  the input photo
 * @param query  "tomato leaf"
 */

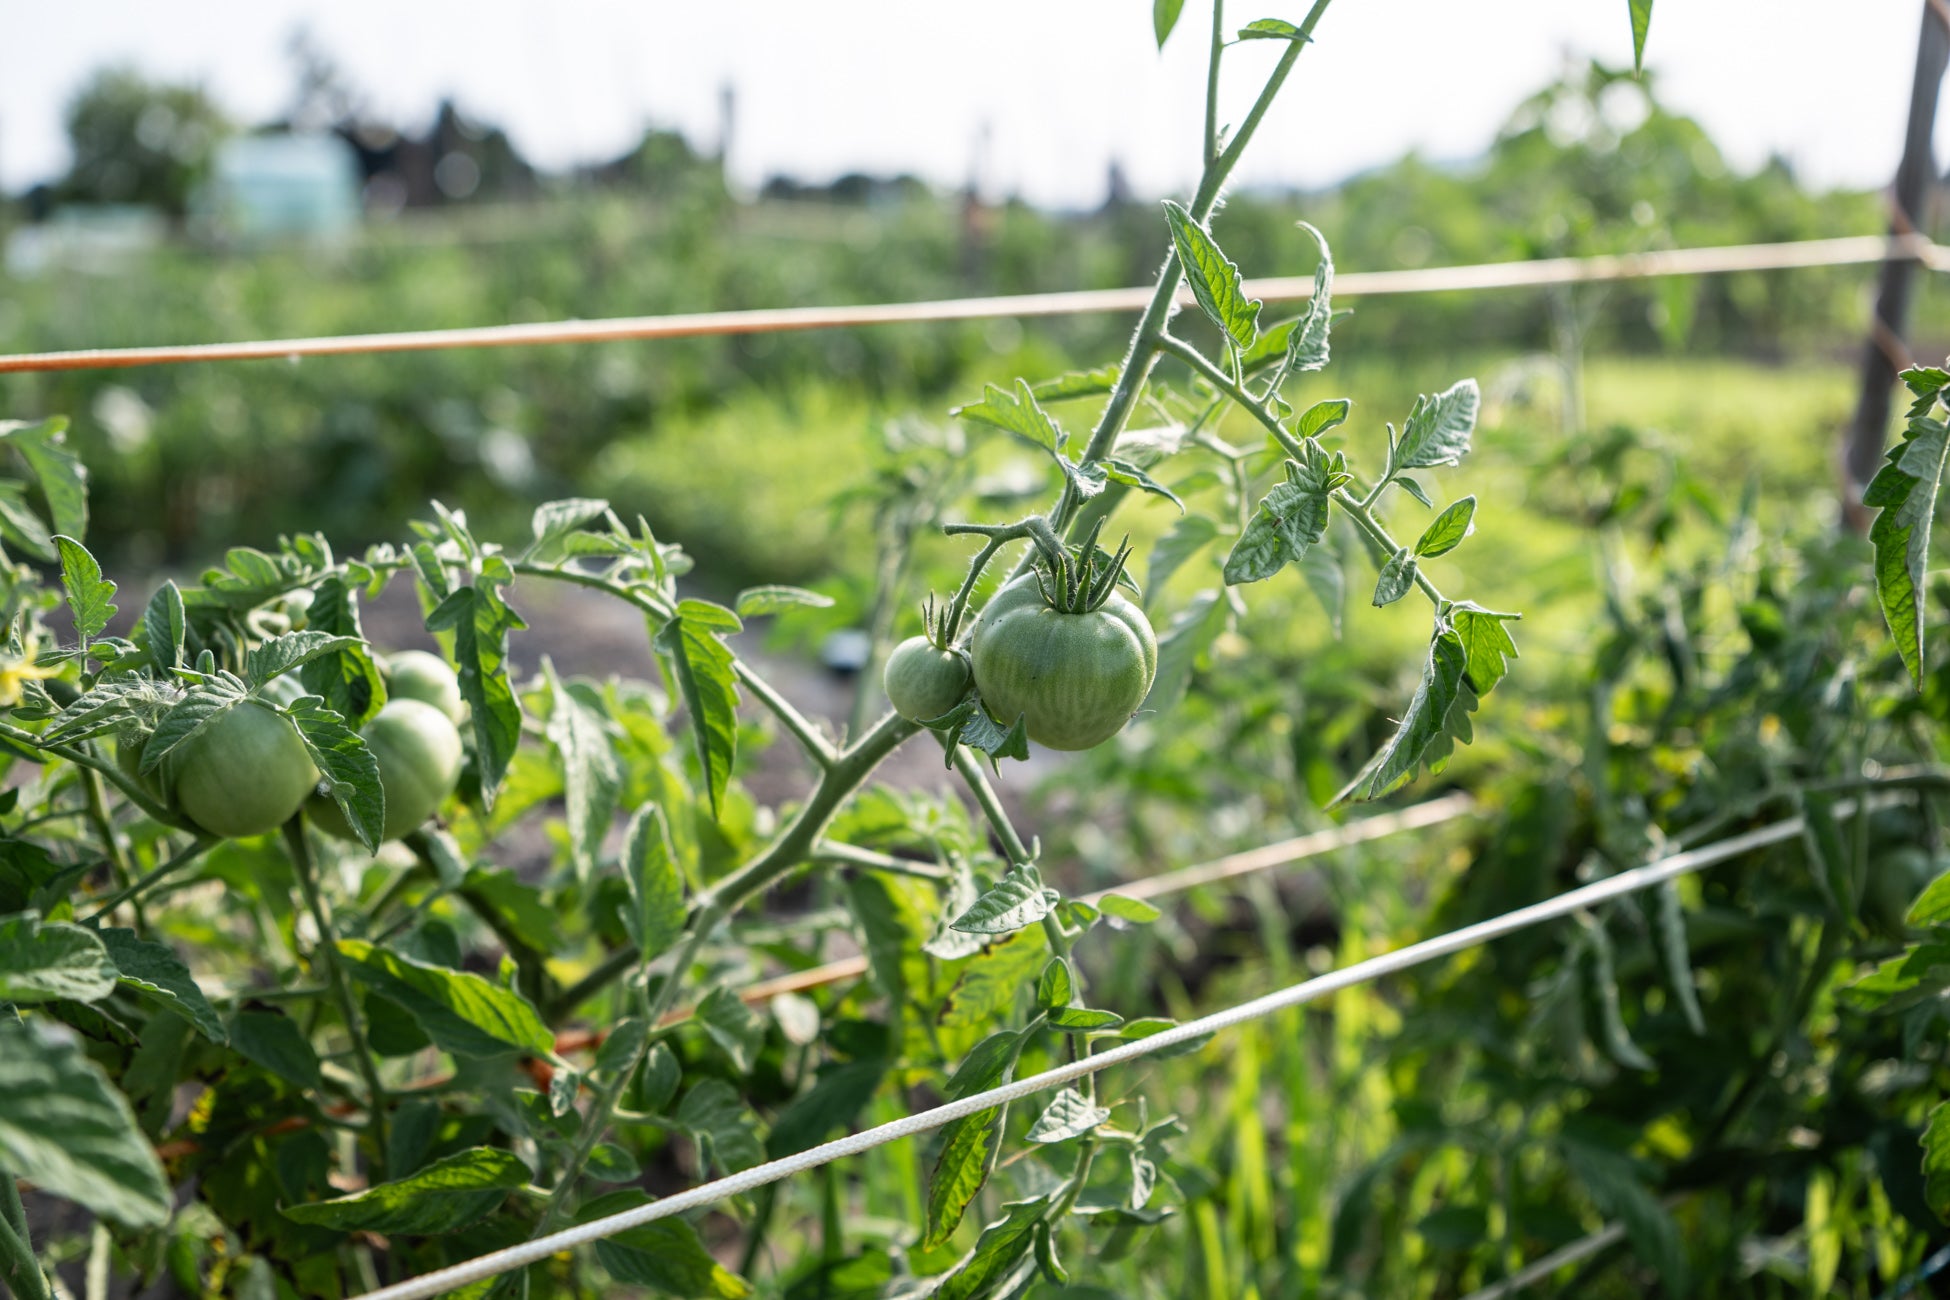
xmin=524 ymin=497 xmax=611 ymax=563
xmin=1628 ymin=0 xmax=1654 ymax=74
xmin=247 ymin=631 xmax=363 ymax=685
xmin=0 ymin=911 xmax=116 ymax=1003
xmin=1448 ymin=602 xmax=1521 ymax=695
xmin=768 ymin=1057 xmax=889 ymax=1158
xmin=941 ymin=929 xmax=1047 ymax=1032
xmin=1153 ymin=0 xmax=1186 ymax=47
xmin=1924 ymin=1102 xmax=1950 ymax=1222
xmin=1036 ymin=956 xmax=1074 ymax=1010
xmin=1102 ymin=456 xmax=1185 ymax=512
xmin=936 ymin=1197 xmax=1052 ymax=1300
xmin=298 ymin=575 xmax=385 ymax=727
xmin=653 ymin=598 xmax=743 ymax=821
xmin=1146 ymin=515 xmax=1219 ymax=604
xmin=141 ymin=675 xmax=248 ymax=772
xmin=1297 ymin=397 xmax=1352 ymax=440
xmin=1414 ymin=496 xmax=1477 ymax=559
xmin=952 ymin=864 xmax=1056 ymax=935
xmin=97 ymin=927 xmax=226 ymax=1043
xmin=734 ymin=584 xmax=835 ymax=617
xmin=1143 ymin=590 xmax=1226 ymax=716
xmin=141 ymin=580 xmax=185 ymax=675
xmin=1027 ymin=1088 xmax=1111 ymax=1143
xmin=43 ymin=677 xmax=163 ymax=745
xmin=1031 ymin=364 xmax=1121 ymax=402
xmin=1163 ymin=199 xmax=1261 ymax=350
xmin=951 ymin=378 xmax=1069 ymax=457
xmin=1372 ymin=548 xmax=1418 ymax=607
xmin=335 ymin=938 xmax=552 ymax=1059
xmin=286 ymin=695 xmax=385 ymax=852
xmin=923 ymin=696 xmax=1030 ymax=769
xmin=578 ymin=1189 xmax=754 ymax=1298
xmin=1048 ymin=1006 xmax=1124 ymax=1032
xmin=1867 ymin=377 xmax=1950 ymax=686
xmin=426 ymin=582 xmax=525 ymax=808
xmin=1239 ymin=17 xmax=1307 ymax=40
xmin=282 ymin=1148 xmax=529 ymax=1234
xmin=544 ymin=665 xmax=620 ymax=882
xmin=1 ymin=417 xmax=88 ymax=543
xmin=675 ymin=1079 xmax=766 ymax=1175
xmin=0 ymin=1018 xmax=171 ymax=1227
xmin=1283 ymin=221 xmax=1335 ymax=374
xmin=1393 ymin=380 xmax=1481 ymax=470
xmin=228 ymin=1008 xmax=323 ymax=1090
xmin=1098 ymin=893 xmax=1162 ymax=924
xmin=621 ymin=802 xmax=685 ymax=964
xmin=1224 ymin=449 xmax=1338 ymax=586
xmin=1337 ymin=617 xmax=1475 ymax=803
xmin=53 ymin=535 xmax=116 ymax=649
xmin=926 ymin=1099 xmax=1010 ymax=1248
xmin=696 ymin=985 xmax=766 ymax=1074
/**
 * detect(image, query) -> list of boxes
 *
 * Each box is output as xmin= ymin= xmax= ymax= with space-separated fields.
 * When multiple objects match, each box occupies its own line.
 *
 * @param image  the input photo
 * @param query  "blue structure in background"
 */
xmin=204 ymin=133 xmax=361 ymax=239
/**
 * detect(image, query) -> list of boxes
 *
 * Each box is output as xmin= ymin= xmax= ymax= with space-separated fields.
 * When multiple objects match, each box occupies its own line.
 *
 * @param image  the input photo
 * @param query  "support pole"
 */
xmin=1842 ymin=0 xmax=1950 ymax=532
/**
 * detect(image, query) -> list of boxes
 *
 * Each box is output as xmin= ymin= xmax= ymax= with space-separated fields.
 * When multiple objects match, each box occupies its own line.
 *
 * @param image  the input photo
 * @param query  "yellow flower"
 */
xmin=0 ymin=634 xmax=62 ymax=707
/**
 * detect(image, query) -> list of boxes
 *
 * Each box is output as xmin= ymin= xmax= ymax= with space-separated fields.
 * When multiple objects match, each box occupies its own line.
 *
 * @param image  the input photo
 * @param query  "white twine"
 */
xmin=1 ymin=234 xmax=1936 ymax=374
xmin=356 ymin=809 xmax=1830 ymax=1300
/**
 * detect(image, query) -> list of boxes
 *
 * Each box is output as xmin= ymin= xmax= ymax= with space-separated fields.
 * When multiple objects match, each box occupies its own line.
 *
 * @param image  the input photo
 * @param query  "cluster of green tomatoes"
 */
xmin=119 ymin=650 xmax=467 ymax=843
xmin=882 ymin=564 xmax=1158 ymax=752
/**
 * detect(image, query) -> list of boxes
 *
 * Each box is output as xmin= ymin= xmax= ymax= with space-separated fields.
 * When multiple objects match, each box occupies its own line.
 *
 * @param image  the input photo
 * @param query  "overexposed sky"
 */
xmin=0 ymin=2 xmax=1931 ymax=207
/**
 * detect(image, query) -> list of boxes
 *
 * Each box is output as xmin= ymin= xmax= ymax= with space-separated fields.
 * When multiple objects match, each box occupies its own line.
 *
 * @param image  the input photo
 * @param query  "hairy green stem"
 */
xmin=811 ymin=840 xmax=951 ymax=881
xmin=82 ymin=834 xmax=218 ymax=923
xmin=0 ymin=720 xmax=179 ymax=827
xmin=0 ymin=1184 xmax=49 ymax=1300
xmin=1204 ymin=0 xmax=1226 ymax=167
xmin=1334 ymin=492 xmax=1446 ymax=606
xmin=950 ymin=744 xmax=1033 ymax=866
xmin=285 ymin=816 xmax=389 ymax=1182
xmin=547 ymin=710 xmax=919 ymax=1020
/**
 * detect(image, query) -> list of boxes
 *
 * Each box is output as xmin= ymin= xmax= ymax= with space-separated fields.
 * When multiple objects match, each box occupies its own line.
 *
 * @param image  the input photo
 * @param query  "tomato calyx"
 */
xmin=1028 ymin=517 xmax=1140 ymax=616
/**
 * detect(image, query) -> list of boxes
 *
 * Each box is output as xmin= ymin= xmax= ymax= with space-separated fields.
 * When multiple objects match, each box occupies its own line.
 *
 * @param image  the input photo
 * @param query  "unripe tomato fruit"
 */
xmin=174 ymin=701 xmax=321 ymax=839
xmin=883 ymin=636 xmax=971 ymax=723
xmin=386 ymin=650 xmax=465 ymax=724
xmin=309 ymin=699 xmax=463 ymax=843
xmin=970 ymin=575 xmax=1157 ymax=751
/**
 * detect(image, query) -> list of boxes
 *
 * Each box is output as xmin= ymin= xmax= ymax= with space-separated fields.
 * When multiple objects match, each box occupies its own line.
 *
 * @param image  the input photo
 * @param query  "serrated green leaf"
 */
xmin=926 ymin=1105 xmax=1007 ymax=1250
xmin=654 ymin=599 xmax=742 ymax=820
xmin=1027 ymin=1089 xmax=1111 ymax=1143
xmin=1036 ymin=957 xmax=1073 ymax=1010
xmin=951 ymin=379 xmax=1068 ymax=456
xmin=1163 ymin=200 xmax=1261 ymax=350
xmin=1867 ymin=414 xmax=1950 ymax=685
xmin=545 ymin=667 xmax=620 ymax=882
xmin=1153 ymin=0 xmax=1186 ymax=46
xmin=282 ymin=1148 xmax=529 ymax=1234
xmin=426 ymin=583 xmax=525 ymax=807
xmin=621 ymin=803 xmax=685 ymax=964
xmin=1653 ymin=879 xmax=1706 ymax=1035
xmin=1583 ymin=914 xmax=1655 ymax=1071
xmin=1225 ymin=479 xmax=1331 ymax=585
xmin=769 ymin=1057 xmax=888 ymax=1159
xmin=0 ymin=1018 xmax=170 ymax=1226
xmin=53 ymin=535 xmax=115 ymax=647
xmin=924 ymin=696 xmax=1030 ymax=768
xmin=1032 ymin=365 xmax=1121 ymax=402
xmin=579 ymin=1190 xmax=754 ymax=1298
xmin=287 ymin=696 xmax=384 ymax=852
xmin=1098 ymin=893 xmax=1162 ymax=924
xmin=696 ymin=985 xmax=766 ymax=1074
xmin=1394 ymin=380 xmax=1481 ymax=470
xmin=297 ymin=576 xmax=384 ymax=727
xmin=141 ymin=676 xmax=248 ymax=771
xmin=1296 ymin=398 xmax=1351 ymax=440
xmin=734 ymin=585 xmax=836 ymax=617
xmin=336 ymin=938 xmax=552 ymax=1058
xmin=1414 ymin=496 xmax=1476 ymax=558
xmin=247 ymin=632 xmax=362 ymax=686
xmin=98 ymin=927 xmax=225 ymax=1043
xmin=2 ymin=418 xmax=88 ymax=543
xmin=0 ymin=480 xmax=55 ymax=562
xmin=1102 ymin=457 xmax=1184 ymax=511
xmin=1048 ymin=1007 xmax=1124 ymax=1032
xmin=0 ymin=912 xmax=116 ymax=1003
xmin=937 ymin=1197 xmax=1050 ymax=1300
xmin=952 ymin=864 xmax=1054 ymax=935
xmin=142 ymin=581 xmax=185 ymax=675
xmin=42 ymin=678 xmax=158 ymax=745
xmin=1924 ymin=1102 xmax=1950 ymax=1221
xmin=1284 ymin=222 xmax=1334 ymax=373
xmin=941 ymin=929 xmax=1047 ymax=1033
xmin=1561 ymin=1140 xmax=1683 ymax=1288
xmin=1239 ymin=17 xmax=1307 ymax=40
xmin=1909 ymin=866 xmax=1950 ymax=927
xmin=1448 ymin=602 xmax=1521 ymax=696
xmin=525 ymin=498 xmax=611 ymax=561
xmin=676 ymin=1079 xmax=766 ymax=1175
xmin=1372 ymin=548 xmax=1417 ymax=607
xmin=1628 ymin=0 xmax=1654 ymax=73
xmin=1339 ymin=620 xmax=1472 ymax=802
xmin=228 ymin=1009 xmax=322 ymax=1090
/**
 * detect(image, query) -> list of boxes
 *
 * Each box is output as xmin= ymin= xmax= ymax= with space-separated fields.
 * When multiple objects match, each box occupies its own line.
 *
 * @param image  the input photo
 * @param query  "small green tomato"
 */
xmin=970 ymin=574 xmax=1157 ymax=751
xmin=883 ymin=636 xmax=971 ymax=723
xmin=310 ymin=699 xmax=463 ymax=843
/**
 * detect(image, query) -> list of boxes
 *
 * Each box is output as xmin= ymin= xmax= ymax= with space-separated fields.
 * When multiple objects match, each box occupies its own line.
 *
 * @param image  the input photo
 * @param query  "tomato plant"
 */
xmin=4 ymin=4 xmax=1949 ymax=1299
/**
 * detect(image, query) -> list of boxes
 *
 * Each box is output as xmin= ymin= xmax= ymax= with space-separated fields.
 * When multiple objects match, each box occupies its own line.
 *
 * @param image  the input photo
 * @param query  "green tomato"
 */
xmin=970 ymin=575 xmax=1157 ymax=751
xmin=115 ymin=729 xmax=175 ymax=810
xmin=386 ymin=650 xmax=465 ymax=723
xmin=883 ymin=635 xmax=971 ymax=723
xmin=310 ymin=699 xmax=463 ymax=843
xmin=174 ymin=700 xmax=321 ymax=839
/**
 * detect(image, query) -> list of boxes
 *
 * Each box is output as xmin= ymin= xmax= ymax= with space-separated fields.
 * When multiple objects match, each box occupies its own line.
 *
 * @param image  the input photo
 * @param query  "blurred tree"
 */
xmin=58 ymin=67 xmax=230 ymax=217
